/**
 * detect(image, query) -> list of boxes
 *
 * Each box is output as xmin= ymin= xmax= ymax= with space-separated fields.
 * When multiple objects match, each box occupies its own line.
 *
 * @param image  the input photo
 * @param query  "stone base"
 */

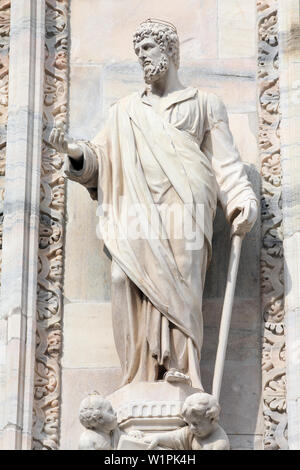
xmin=107 ymin=381 xmax=201 ymax=434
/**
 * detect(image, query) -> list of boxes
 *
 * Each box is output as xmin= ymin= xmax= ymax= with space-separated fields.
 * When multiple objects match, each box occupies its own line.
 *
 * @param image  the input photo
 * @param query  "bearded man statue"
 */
xmin=49 ymin=19 xmax=257 ymax=391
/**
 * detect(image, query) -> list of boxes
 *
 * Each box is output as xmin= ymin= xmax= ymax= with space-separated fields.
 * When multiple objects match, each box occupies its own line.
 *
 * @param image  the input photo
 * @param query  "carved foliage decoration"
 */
xmin=33 ymin=0 xmax=68 ymax=450
xmin=0 ymin=0 xmax=10 ymax=283
xmin=258 ymin=0 xmax=288 ymax=450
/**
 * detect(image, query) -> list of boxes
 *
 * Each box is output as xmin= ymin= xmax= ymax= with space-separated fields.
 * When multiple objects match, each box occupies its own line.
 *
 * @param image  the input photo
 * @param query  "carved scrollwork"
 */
xmin=33 ymin=0 xmax=69 ymax=450
xmin=258 ymin=0 xmax=288 ymax=450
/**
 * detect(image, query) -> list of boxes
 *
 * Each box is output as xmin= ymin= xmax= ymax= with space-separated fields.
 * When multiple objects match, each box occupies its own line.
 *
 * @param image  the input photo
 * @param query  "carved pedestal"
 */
xmin=107 ymin=381 xmax=200 ymax=434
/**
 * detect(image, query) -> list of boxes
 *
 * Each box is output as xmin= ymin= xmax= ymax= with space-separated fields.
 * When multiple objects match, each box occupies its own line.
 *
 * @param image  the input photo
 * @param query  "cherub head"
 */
xmin=182 ymin=393 xmax=221 ymax=439
xmin=79 ymin=392 xmax=118 ymax=434
xmin=133 ymin=19 xmax=180 ymax=84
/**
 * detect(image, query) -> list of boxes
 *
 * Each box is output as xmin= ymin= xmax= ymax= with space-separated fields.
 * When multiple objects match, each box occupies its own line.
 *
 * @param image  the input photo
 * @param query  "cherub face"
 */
xmin=186 ymin=412 xmax=215 ymax=439
xmin=100 ymin=402 xmax=118 ymax=432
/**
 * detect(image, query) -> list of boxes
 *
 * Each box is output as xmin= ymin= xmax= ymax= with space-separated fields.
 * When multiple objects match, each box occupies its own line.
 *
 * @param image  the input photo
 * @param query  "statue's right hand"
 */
xmin=49 ymin=127 xmax=83 ymax=159
xmin=143 ymin=436 xmax=159 ymax=450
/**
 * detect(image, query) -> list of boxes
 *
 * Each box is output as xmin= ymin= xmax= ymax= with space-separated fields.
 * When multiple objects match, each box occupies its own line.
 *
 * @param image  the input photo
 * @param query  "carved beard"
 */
xmin=143 ymin=54 xmax=169 ymax=84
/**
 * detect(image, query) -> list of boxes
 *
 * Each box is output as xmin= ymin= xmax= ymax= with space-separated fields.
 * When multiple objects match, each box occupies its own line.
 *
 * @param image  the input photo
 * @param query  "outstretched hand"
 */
xmin=49 ymin=124 xmax=83 ymax=159
xmin=231 ymin=199 xmax=258 ymax=237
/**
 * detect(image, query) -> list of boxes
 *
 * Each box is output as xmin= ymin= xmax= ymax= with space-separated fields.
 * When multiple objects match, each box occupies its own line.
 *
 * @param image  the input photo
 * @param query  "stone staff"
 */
xmin=212 ymin=234 xmax=244 ymax=401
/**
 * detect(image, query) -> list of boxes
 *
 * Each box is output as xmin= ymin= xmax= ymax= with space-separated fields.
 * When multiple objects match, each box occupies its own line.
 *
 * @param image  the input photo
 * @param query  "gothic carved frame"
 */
xmin=33 ymin=0 xmax=69 ymax=450
xmin=258 ymin=0 xmax=288 ymax=450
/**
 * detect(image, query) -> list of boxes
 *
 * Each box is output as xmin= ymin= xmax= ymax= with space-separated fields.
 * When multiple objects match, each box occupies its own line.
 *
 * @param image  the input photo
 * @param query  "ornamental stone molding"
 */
xmin=258 ymin=0 xmax=288 ymax=450
xmin=0 ymin=0 xmax=10 ymax=284
xmin=33 ymin=0 xmax=69 ymax=450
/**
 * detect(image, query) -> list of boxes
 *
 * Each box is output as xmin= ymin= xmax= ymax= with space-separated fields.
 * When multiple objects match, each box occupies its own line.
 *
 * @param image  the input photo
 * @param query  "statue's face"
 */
xmin=100 ymin=402 xmax=118 ymax=432
xmin=187 ymin=413 xmax=215 ymax=438
xmin=134 ymin=35 xmax=169 ymax=84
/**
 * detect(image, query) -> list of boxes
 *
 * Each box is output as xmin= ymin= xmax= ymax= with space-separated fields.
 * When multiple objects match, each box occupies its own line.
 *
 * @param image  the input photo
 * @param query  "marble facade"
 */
xmin=0 ymin=0 xmax=299 ymax=450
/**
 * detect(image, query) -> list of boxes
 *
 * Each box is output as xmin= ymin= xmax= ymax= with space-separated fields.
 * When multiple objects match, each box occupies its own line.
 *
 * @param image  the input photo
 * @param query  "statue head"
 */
xmin=133 ymin=19 xmax=180 ymax=84
xmin=79 ymin=392 xmax=118 ymax=434
xmin=182 ymin=393 xmax=220 ymax=438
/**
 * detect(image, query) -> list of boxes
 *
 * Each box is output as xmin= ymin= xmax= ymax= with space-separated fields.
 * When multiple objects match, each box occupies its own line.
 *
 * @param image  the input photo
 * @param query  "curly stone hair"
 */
xmin=79 ymin=393 xmax=108 ymax=430
xmin=182 ymin=393 xmax=221 ymax=423
xmin=133 ymin=20 xmax=180 ymax=69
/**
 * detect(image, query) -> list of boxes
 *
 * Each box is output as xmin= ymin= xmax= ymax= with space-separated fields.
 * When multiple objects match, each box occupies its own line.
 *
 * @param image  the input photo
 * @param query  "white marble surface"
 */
xmin=218 ymin=0 xmax=256 ymax=58
xmin=279 ymin=0 xmax=300 ymax=449
xmin=70 ymin=0 xmax=219 ymax=64
xmin=62 ymin=303 xmax=120 ymax=368
xmin=0 ymin=0 xmax=45 ymax=450
xmin=64 ymin=180 xmax=111 ymax=303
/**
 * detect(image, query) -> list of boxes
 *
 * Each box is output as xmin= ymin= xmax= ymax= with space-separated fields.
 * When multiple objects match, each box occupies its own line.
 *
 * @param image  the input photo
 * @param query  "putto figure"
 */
xmin=145 ymin=392 xmax=229 ymax=450
xmin=78 ymin=393 xmax=121 ymax=450
xmin=49 ymin=19 xmax=257 ymax=390
xmin=78 ymin=392 xmax=145 ymax=450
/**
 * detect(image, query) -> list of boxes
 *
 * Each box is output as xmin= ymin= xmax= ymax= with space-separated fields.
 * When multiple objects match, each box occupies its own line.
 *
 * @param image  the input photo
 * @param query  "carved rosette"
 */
xmin=33 ymin=0 xmax=69 ymax=450
xmin=0 ymin=0 xmax=10 ymax=283
xmin=258 ymin=0 xmax=288 ymax=450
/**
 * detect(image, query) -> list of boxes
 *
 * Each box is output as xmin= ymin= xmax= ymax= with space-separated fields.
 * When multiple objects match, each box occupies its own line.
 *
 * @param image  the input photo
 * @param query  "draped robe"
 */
xmin=65 ymin=87 xmax=257 ymax=389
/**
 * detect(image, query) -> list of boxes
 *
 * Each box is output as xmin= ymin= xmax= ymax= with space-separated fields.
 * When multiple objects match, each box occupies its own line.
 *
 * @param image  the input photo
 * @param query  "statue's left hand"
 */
xmin=231 ymin=199 xmax=258 ymax=237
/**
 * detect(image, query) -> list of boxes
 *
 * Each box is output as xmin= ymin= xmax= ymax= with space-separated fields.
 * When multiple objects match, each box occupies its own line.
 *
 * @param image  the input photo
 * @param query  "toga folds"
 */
xmin=65 ymin=87 xmax=257 ymax=389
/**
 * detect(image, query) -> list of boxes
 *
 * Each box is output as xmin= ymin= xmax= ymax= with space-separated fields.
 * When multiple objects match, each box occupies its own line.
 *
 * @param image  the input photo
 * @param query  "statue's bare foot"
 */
xmin=164 ymin=369 xmax=191 ymax=385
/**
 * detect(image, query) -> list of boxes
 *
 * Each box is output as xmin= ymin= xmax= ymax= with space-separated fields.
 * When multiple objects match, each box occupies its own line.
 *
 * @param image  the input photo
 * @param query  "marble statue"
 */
xmin=49 ymin=19 xmax=257 ymax=393
xmin=78 ymin=391 xmax=229 ymax=451
xmin=78 ymin=393 xmax=121 ymax=450
xmin=78 ymin=392 xmax=144 ymax=450
xmin=144 ymin=392 xmax=229 ymax=450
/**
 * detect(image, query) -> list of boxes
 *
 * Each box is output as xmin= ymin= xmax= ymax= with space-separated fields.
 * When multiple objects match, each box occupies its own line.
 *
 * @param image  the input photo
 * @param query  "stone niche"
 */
xmin=60 ymin=0 xmax=262 ymax=450
xmin=2 ymin=0 xmax=295 ymax=452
